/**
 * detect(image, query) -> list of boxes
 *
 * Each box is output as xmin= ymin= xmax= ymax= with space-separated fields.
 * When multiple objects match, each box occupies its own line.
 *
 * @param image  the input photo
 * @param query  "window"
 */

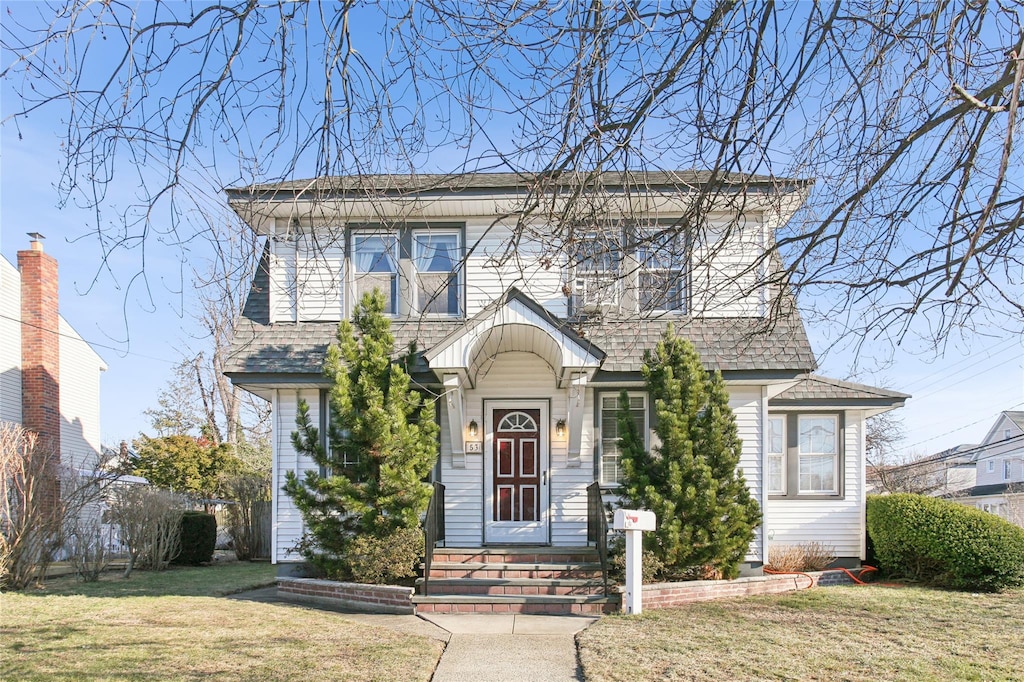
xmin=413 ymin=231 xmax=462 ymax=316
xmin=766 ymin=416 xmax=786 ymax=495
xmin=352 ymin=233 xmax=398 ymax=313
xmin=1006 ymin=429 xmax=1014 ymax=440
xmin=798 ymin=416 xmax=838 ymax=494
xmin=636 ymin=230 xmax=686 ymax=312
xmin=1004 ymin=459 xmax=1012 ymax=481
xmin=987 ymin=460 xmax=996 ymax=473
xmin=574 ymin=234 xmax=620 ymax=311
xmin=599 ymin=393 xmax=647 ymax=485
xmin=770 ymin=413 xmax=844 ymax=498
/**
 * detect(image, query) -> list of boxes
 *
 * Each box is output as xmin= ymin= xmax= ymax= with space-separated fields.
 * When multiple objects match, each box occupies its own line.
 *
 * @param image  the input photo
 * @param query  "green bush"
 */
xmin=173 ymin=511 xmax=217 ymax=566
xmin=867 ymin=493 xmax=1024 ymax=591
xmin=345 ymin=527 xmax=423 ymax=585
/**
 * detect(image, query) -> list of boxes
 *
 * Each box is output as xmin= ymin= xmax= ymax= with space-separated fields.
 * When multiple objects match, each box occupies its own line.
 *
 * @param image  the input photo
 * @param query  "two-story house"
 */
xmin=964 ymin=411 xmax=1024 ymax=524
xmin=224 ymin=172 xmax=908 ymax=587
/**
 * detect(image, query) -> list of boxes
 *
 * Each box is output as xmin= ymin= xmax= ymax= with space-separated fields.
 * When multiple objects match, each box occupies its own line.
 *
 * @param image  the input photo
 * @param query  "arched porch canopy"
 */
xmin=424 ymin=288 xmax=605 ymax=388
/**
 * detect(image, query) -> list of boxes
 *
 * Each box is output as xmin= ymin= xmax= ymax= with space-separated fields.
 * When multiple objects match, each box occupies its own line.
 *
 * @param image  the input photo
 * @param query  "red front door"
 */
xmin=492 ymin=408 xmax=541 ymax=523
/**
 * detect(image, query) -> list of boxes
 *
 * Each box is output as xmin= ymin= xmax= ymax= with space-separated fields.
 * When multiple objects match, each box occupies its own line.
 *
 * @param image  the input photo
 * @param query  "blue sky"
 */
xmin=2 ymin=3 xmax=1022 ymax=455
xmin=3 ymin=113 xmax=1021 ymax=454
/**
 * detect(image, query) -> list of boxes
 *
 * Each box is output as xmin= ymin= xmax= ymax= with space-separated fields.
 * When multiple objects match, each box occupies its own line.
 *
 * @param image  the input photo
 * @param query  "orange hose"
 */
xmin=763 ymin=567 xmax=815 ymax=589
xmin=764 ymin=564 xmax=878 ymax=589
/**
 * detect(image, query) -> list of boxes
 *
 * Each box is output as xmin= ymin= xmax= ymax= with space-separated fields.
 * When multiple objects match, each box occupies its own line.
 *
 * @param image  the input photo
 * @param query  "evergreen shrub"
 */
xmin=173 ymin=511 xmax=217 ymax=565
xmin=867 ymin=493 xmax=1024 ymax=591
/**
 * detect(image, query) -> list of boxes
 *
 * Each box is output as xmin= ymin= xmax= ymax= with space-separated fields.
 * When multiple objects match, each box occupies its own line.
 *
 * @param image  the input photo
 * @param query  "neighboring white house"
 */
xmin=223 ymin=172 xmax=909 ymax=581
xmin=963 ymin=411 xmax=1024 ymax=525
xmin=1 ymin=237 xmax=107 ymax=471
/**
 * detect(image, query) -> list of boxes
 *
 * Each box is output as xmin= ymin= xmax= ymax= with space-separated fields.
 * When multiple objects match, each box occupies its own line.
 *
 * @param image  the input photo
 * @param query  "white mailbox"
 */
xmin=613 ymin=509 xmax=656 ymax=531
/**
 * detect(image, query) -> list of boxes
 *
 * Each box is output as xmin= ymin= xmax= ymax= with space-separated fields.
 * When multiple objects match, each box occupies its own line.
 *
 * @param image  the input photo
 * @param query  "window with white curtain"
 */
xmin=413 ymin=231 xmax=462 ymax=316
xmin=352 ymin=233 xmax=398 ymax=313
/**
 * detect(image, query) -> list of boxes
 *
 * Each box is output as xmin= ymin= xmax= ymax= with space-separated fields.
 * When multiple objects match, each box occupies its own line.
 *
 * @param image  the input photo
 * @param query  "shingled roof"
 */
xmin=226 ymin=247 xmax=818 ymax=379
xmin=770 ymin=375 xmax=909 ymax=406
xmin=227 ymin=170 xmax=807 ymax=199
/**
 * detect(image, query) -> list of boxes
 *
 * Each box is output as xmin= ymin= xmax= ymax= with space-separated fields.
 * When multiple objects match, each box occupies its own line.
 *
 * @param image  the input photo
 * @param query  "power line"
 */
xmin=900 ymin=402 xmax=1024 ymax=454
xmin=0 ymin=312 xmax=180 ymax=366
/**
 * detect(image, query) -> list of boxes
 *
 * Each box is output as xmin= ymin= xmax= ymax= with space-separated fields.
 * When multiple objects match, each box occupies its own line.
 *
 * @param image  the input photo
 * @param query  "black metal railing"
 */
xmin=586 ymin=481 xmax=609 ymax=594
xmin=421 ymin=481 xmax=445 ymax=596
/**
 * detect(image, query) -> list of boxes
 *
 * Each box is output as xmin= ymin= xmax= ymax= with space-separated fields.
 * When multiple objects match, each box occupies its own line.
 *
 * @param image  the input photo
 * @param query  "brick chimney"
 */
xmin=18 ymin=233 xmax=61 ymax=457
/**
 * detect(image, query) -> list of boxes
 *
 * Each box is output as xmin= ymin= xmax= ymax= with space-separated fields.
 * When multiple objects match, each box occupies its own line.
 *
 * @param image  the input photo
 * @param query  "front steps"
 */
xmin=413 ymin=546 xmax=619 ymax=615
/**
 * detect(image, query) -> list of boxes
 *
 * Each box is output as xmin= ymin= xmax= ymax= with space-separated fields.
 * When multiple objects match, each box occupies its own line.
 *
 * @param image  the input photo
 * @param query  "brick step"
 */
xmin=427 ymin=561 xmax=603 ymax=580
xmin=412 ymin=593 xmax=619 ymax=615
xmin=416 ymin=577 xmax=607 ymax=596
xmin=432 ymin=547 xmax=599 ymax=565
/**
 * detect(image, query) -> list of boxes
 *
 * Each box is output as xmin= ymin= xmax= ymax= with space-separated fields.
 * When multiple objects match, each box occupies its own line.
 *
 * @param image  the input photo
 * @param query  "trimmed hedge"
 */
xmin=173 ymin=511 xmax=217 ymax=566
xmin=867 ymin=493 xmax=1024 ymax=591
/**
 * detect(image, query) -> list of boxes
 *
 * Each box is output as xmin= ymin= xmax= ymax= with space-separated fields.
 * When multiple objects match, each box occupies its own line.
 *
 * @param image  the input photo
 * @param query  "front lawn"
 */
xmin=1 ymin=562 xmax=444 ymax=681
xmin=578 ymin=585 xmax=1024 ymax=681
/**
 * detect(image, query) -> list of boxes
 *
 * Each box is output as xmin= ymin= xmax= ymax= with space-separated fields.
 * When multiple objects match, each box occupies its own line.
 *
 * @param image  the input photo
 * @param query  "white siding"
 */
xmin=729 ymin=386 xmax=763 ymax=561
xmin=273 ymin=389 xmax=320 ymax=563
xmin=689 ymin=215 xmax=766 ymax=317
xmin=58 ymin=317 xmax=105 ymax=471
xmin=296 ymin=231 xmax=344 ymax=321
xmin=465 ymin=219 xmax=567 ymax=318
xmin=438 ymin=351 xmax=593 ymax=547
xmin=764 ymin=411 xmax=865 ymax=559
xmin=0 ymin=258 xmax=21 ymax=424
xmin=269 ymin=237 xmax=298 ymax=322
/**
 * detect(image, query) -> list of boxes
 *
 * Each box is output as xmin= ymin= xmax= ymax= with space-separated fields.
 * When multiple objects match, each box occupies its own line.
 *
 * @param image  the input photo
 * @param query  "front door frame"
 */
xmin=483 ymin=399 xmax=550 ymax=545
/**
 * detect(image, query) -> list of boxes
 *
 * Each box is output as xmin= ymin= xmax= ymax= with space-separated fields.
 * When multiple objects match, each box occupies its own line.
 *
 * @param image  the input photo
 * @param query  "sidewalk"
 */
xmin=231 ymin=587 xmax=597 ymax=681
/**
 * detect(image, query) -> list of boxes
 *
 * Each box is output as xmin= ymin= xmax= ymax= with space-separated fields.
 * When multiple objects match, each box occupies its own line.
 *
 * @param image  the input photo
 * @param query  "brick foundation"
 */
xmin=635 ymin=569 xmax=857 ymax=610
xmin=277 ymin=577 xmax=415 ymax=615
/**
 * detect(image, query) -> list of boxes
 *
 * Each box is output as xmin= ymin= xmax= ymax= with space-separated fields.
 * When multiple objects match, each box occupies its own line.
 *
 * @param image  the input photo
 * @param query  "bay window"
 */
xmin=769 ymin=413 xmax=844 ymax=498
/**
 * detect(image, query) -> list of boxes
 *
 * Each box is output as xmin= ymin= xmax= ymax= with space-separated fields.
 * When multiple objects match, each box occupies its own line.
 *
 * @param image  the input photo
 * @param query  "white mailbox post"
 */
xmin=612 ymin=508 xmax=656 ymax=615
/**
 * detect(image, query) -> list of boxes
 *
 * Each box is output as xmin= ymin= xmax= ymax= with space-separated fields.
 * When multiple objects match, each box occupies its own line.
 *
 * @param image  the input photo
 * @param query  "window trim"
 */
xmin=766 ymin=415 xmax=787 ymax=496
xmin=570 ymin=222 xmax=689 ymax=317
xmin=345 ymin=223 xmax=466 ymax=319
xmin=349 ymin=229 xmax=400 ymax=315
xmin=1003 ymin=458 xmax=1012 ymax=481
xmin=768 ymin=412 xmax=845 ymax=500
xmin=411 ymin=227 xmax=463 ymax=317
xmin=595 ymin=391 xmax=649 ymax=488
xmin=987 ymin=460 xmax=996 ymax=474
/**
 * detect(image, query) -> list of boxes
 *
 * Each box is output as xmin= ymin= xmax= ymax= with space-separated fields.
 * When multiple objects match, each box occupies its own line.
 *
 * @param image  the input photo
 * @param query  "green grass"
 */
xmin=578 ymin=585 xmax=1024 ymax=681
xmin=1 ymin=562 xmax=443 ymax=681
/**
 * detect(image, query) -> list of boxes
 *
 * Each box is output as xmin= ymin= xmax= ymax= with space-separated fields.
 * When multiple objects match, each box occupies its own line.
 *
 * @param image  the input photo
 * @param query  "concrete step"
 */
xmin=412 ymin=593 xmax=619 ymax=615
xmin=426 ymin=561 xmax=604 ymax=580
xmin=416 ymin=576 xmax=607 ymax=596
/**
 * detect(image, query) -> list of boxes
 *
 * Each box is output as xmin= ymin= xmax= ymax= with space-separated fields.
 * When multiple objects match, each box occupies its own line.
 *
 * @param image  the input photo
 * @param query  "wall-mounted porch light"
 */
xmin=468 ymin=420 xmax=479 ymax=438
xmin=555 ymin=419 xmax=567 ymax=439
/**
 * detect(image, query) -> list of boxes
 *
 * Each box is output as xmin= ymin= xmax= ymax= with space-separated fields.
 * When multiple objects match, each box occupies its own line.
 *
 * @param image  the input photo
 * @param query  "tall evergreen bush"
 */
xmin=618 ymin=326 xmax=761 ymax=580
xmin=283 ymin=291 xmax=439 ymax=582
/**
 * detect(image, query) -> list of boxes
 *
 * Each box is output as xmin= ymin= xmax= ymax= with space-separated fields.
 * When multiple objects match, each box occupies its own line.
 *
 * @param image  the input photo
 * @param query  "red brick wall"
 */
xmin=277 ymin=578 xmax=415 ymax=615
xmin=636 ymin=570 xmax=855 ymax=610
xmin=18 ymin=244 xmax=61 ymax=506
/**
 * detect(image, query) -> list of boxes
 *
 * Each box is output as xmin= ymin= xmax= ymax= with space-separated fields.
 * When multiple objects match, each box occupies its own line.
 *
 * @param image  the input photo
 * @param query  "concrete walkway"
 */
xmin=230 ymin=588 xmax=597 ymax=681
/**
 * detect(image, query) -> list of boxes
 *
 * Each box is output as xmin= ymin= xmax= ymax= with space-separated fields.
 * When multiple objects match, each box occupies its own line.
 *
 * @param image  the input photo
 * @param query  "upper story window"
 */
xmin=413 ymin=231 xmax=462 ymax=316
xmin=598 ymin=393 xmax=647 ymax=486
xmin=574 ymin=234 xmax=621 ymax=312
xmin=636 ymin=230 xmax=686 ymax=312
xmin=987 ymin=460 xmax=996 ymax=473
xmin=352 ymin=233 xmax=399 ymax=314
xmin=1004 ymin=459 xmax=1012 ymax=481
xmin=571 ymin=224 xmax=687 ymax=316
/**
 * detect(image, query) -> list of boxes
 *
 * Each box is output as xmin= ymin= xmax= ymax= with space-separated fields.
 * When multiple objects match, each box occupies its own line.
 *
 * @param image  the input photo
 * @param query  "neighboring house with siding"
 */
xmin=962 ymin=411 xmax=1024 ymax=525
xmin=223 ymin=172 xmax=908 ymax=587
xmin=1 ymin=237 xmax=107 ymax=472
